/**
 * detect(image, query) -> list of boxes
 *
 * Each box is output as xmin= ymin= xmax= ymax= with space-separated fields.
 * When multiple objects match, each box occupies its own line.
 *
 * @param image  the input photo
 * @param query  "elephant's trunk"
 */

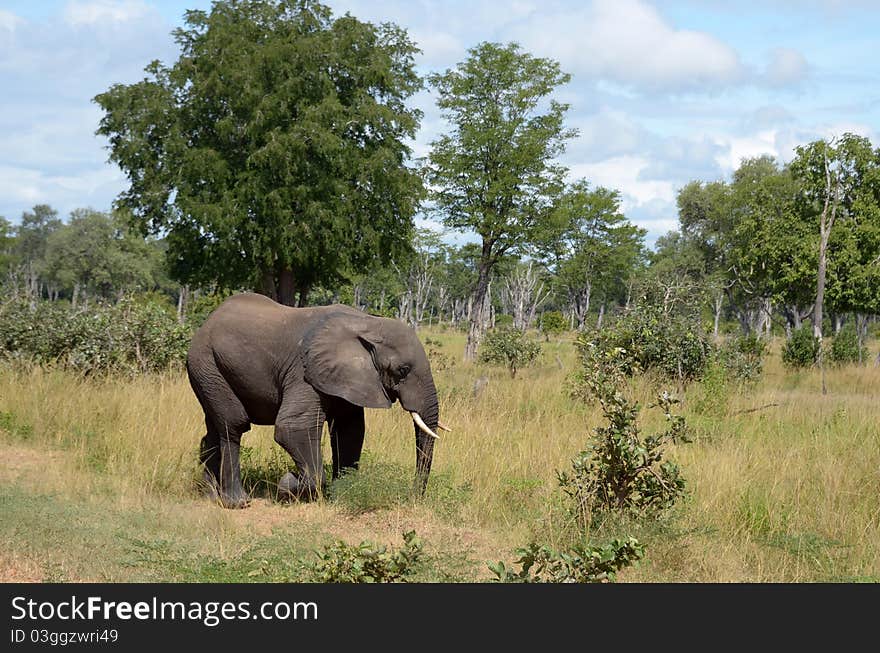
xmin=403 ymin=377 xmax=439 ymax=496
xmin=414 ymin=418 xmax=437 ymax=496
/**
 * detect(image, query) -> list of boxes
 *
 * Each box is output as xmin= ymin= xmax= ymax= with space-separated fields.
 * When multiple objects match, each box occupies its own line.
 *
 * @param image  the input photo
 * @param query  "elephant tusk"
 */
xmin=411 ymin=412 xmax=440 ymax=440
xmin=438 ymin=420 xmax=452 ymax=432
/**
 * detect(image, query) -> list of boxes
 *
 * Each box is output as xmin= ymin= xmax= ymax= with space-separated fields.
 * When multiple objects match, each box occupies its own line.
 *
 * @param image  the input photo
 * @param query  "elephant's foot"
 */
xmin=200 ymin=470 xmax=221 ymax=500
xmin=277 ymin=471 xmax=320 ymax=502
xmin=218 ymin=489 xmax=251 ymax=509
xmin=205 ymin=472 xmax=250 ymax=509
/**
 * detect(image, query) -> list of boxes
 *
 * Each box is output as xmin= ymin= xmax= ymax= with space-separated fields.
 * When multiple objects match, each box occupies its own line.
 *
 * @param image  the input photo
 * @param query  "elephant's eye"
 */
xmin=397 ymin=364 xmax=411 ymax=379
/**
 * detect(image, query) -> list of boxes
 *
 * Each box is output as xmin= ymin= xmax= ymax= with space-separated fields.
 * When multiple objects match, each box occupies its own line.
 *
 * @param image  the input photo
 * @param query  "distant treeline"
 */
xmin=1 ymin=0 xmax=878 ymax=363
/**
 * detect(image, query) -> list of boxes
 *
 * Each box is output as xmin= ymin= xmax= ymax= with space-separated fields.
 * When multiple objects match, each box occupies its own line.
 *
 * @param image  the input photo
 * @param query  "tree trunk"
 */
xmin=278 ymin=268 xmax=297 ymax=307
xmin=713 ymin=291 xmax=724 ymax=339
xmin=813 ymin=146 xmax=839 ymax=398
xmin=177 ymin=285 xmax=189 ymax=324
xmin=465 ymin=259 xmax=492 ymax=361
xmin=596 ymin=302 xmax=606 ymax=329
xmin=790 ymin=305 xmax=802 ymax=330
xmin=260 ymin=269 xmax=278 ymax=302
xmin=856 ymin=313 xmax=868 ymax=364
xmin=297 ymin=283 xmax=311 ymax=308
xmin=574 ymin=281 xmax=591 ymax=330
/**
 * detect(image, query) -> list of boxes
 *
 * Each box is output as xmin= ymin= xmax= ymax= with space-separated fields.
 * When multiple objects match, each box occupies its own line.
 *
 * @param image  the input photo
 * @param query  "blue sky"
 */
xmin=1 ymin=0 xmax=878 ymax=245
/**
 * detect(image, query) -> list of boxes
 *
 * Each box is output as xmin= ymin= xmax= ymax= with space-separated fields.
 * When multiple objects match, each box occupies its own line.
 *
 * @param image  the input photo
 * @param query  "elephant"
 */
xmin=186 ymin=292 xmax=445 ymax=508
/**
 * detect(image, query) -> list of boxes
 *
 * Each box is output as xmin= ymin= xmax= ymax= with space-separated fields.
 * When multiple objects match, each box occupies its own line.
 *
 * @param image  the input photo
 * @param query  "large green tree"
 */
xmin=95 ymin=0 xmax=424 ymax=306
xmin=425 ymin=42 xmax=575 ymax=359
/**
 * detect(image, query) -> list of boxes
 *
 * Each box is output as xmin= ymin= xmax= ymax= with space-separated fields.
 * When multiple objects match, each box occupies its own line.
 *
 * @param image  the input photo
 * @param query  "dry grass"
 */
xmin=0 ymin=329 xmax=878 ymax=582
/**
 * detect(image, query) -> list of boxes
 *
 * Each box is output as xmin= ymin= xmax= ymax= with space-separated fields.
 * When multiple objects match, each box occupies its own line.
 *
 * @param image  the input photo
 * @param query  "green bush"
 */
xmin=577 ymin=303 xmax=712 ymax=385
xmin=538 ymin=310 xmax=568 ymax=339
xmin=0 ymin=295 xmax=191 ymax=374
xmin=829 ymin=324 xmax=867 ymax=365
xmin=716 ymin=334 xmax=767 ymax=383
xmin=308 ymin=531 xmax=423 ymax=583
xmin=479 ymin=327 xmax=541 ymax=378
xmin=559 ymin=391 xmax=689 ymax=526
xmin=493 ymin=313 xmax=514 ymax=328
xmin=782 ymin=326 xmax=820 ymax=369
xmin=563 ymin=346 xmax=689 ymax=527
xmin=489 ymin=538 xmax=644 ymax=583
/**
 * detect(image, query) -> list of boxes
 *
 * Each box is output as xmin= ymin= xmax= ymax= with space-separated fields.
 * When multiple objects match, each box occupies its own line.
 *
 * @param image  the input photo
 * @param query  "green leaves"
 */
xmin=426 ymin=42 xmax=573 ymax=253
xmin=95 ymin=0 xmax=424 ymax=302
xmin=550 ymin=180 xmax=646 ymax=326
xmin=309 ymin=530 xmax=424 ymax=583
xmin=781 ymin=326 xmax=821 ymax=369
xmin=490 ymin=538 xmax=644 ymax=583
xmin=478 ymin=327 xmax=542 ymax=378
xmin=562 ymin=327 xmax=692 ymax=526
xmin=0 ymin=295 xmax=190 ymax=375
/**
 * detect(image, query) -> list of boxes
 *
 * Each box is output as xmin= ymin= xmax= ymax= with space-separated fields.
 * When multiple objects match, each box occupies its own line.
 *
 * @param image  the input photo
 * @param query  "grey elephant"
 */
xmin=186 ymin=292 xmax=444 ymax=508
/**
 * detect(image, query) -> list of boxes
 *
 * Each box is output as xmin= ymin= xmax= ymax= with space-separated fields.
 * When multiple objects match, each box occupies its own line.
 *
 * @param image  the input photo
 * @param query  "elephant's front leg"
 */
xmin=328 ymin=400 xmax=365 ymax=479
xmin=274 ymin=407 xmax=326 ymax=502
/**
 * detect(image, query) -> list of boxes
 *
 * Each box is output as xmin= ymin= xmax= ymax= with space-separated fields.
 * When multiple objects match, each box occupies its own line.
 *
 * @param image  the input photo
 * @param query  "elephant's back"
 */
xmin=187 ymin=294 xmax=289 ymax=423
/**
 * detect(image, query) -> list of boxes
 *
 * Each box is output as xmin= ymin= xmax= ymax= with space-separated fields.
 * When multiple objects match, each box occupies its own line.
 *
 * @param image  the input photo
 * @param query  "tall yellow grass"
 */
xmin=1 ymin=330 xmax=878 ymax=581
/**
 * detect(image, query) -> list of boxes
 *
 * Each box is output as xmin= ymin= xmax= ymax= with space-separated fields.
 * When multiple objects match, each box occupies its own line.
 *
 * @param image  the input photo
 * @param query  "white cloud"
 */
xmin=0 ymin=165 xmax=124 ymax=218
xmin=744 ymin=105 xmax=795 ymax=130
xmin=0 ymin=9 xmax=23 ymax=32
xmin=410 ymin=29 xmax=465 ymax=67
xmin=763 ymin=47 xmax=810 ymax=86
xmin=715 ymin=121 xmax=878 ymax=172
xmin=568 ymin=107 xmax=652 ymax=162
xmin=509 ymin=0 xmax=746 ymax=92
xmin=568 ymin=156 xmax=677 ymax=209
xmin=63 ymin=0 xmax=150 ymax=27
xmin=715 ymin=130 xmax=779 ymax=171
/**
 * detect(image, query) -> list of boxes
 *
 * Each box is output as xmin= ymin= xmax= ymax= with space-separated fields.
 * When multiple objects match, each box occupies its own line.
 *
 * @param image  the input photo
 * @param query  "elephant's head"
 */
xmin=302 ymin=308 xmax=442 ymax=494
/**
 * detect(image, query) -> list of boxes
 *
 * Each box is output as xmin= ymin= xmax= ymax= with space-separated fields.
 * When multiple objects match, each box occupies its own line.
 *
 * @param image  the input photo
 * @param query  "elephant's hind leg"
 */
xmin=190 ymin=365 xmax=251 ymax=509
xmin=199 ymin=420 xmax=221 ymax=499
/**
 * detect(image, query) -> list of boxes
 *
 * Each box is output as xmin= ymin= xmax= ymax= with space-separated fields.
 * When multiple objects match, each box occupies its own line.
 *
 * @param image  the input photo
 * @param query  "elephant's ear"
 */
xmin=303 ymin=312 xmax=392 ymax=409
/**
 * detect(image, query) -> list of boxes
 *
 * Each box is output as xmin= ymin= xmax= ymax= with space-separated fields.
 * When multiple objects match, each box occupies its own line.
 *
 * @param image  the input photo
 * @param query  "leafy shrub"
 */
xmin=559 ymin=392 xmax=689 ymax=526
xmin=426 ymin=345 xmax=454 ymax=372
xmin=493 ymin=313 xmax=514 ymax=328
xmin=538 ymin=310 xmax=568 ymax=339
xmin=489 ymin=538 xmax=644 ymax=583
xmin=782 ymin=326 xmax=820 ymax=369
xmin=562 ymin=346 xmax=689 ymax=527
xmin=0 ymin=295 xmax=190 ymax=374
xmin=716 ymin=334 xmax=767 ymax=383
xmin=829 ymin=324 xmax=867 ymax=365
xmin=577 ymin=304 xmax=712 ymax=385
xmin=308 ymin=531 xmax=423 ymax=583
xmin=479 ymin=327 xmax=541 ymax=378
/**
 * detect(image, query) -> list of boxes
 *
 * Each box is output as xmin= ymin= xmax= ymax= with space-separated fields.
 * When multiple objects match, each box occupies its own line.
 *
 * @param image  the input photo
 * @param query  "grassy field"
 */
xmin=1 ymin=328 xmax=878 ymax=582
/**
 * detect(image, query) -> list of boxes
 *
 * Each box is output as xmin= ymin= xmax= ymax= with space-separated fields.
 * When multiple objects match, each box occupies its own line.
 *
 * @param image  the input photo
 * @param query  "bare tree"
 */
xmin=500 ymin=261 xmax=549 ymax=330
